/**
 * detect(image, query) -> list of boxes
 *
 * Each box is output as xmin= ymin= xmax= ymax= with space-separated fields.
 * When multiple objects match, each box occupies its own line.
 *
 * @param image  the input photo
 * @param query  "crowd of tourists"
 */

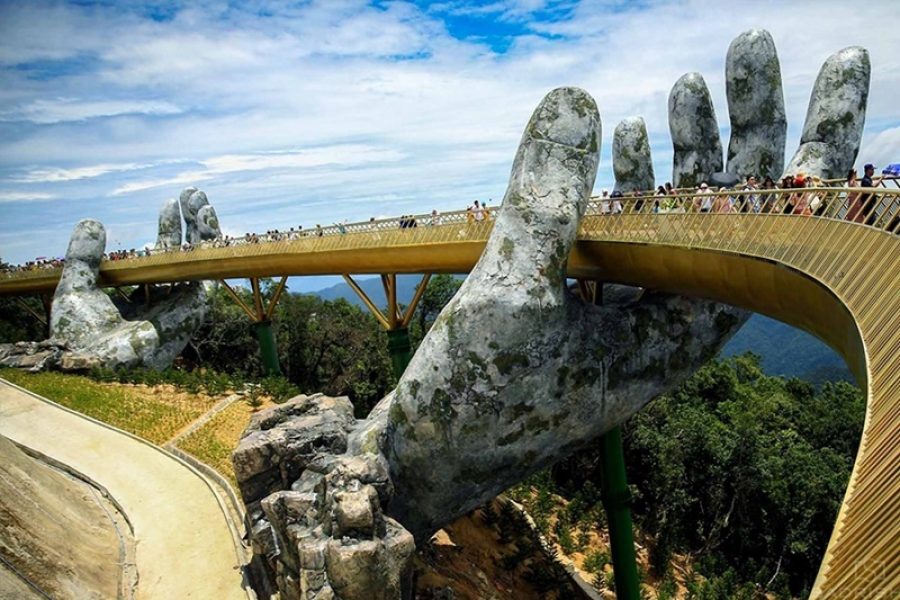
xmin=594 ymin=164 xmax=896 ymax=231
xmin=2 ymin=168 xmax=896 ymax=276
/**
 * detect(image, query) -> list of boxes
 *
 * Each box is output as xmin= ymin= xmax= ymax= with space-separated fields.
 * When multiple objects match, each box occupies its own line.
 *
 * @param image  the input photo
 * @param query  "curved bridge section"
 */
xmin=2 ymin=188 xmax=898 ymax=598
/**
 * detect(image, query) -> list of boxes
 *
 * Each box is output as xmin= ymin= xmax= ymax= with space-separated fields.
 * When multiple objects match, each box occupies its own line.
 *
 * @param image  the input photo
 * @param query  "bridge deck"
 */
xmin=2 ymin=188 xmax=898 ymax=598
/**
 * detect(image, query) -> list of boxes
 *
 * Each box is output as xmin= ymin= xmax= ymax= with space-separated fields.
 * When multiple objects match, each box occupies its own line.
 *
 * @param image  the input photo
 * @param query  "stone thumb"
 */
xmin=469 ymin=87 xmax=600 ymax=301
xmin=57 ymin=219 xmax=105 ymax=292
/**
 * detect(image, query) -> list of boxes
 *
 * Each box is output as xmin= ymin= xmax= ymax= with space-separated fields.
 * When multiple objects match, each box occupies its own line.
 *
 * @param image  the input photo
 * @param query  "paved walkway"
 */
xmin=0 ymin=379 xmax=249 ymax=600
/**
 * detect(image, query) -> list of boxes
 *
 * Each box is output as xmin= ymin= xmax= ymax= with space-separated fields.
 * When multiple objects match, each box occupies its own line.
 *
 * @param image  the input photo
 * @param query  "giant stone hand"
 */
xmin=614 ymin=30 xmax=869 ymax=191
xmin=50 ymin=189 xmax=220 ymax=369
xmin=234 ymin=87 xmax=750 ymax=600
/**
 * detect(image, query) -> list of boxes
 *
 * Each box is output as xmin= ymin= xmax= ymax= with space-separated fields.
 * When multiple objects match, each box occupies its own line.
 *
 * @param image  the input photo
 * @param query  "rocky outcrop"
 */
xmin=669 ymin=73 xmax=723 ymax=188
xmin=234 ymin=395 xmax=414 ymax=600
xmin=725 ymin=29 xmax=786 ymax=181
xmin=612 ymin=117 xmax=654 ymax=193
xmin=784 ymin=46 xmax=870 ymax=179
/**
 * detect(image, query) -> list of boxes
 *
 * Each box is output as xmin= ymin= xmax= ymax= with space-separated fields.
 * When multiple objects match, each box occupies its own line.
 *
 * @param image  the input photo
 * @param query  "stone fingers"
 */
xmin=156 ymin=199 xmax=182 ymax=250
xmin=613 ymin=117 xmax=654 ymax=193
xmin=669 ymin=73 xmax=723 ymax=188
xmin=784 ymin=46 xmax=870 ymax=179
xmin=725 ymin=29 xmax=786 ymax=182
xmin=196 ymin=204 xmax=221 ymax=241
xmin=466 ymin=87 xmax=600 ymax=304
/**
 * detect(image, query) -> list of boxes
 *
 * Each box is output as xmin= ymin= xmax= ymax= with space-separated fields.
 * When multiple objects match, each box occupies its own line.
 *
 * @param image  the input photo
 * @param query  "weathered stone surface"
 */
xmin=185 ymin=190 xmax=211 ymax=244
xmin=178 ymin=186 xmax=200 ymax=243
xmin=42 ymin=188 xmax=221 ymax=371
xmin=381 ymin=88 xmax=746 ymax=539
xmin=197 ymin=204 xmax=221 ymax=241
xmin=233 ymin=395 xmax=356 ymax=505
xmin=612 ymin=116 xmax=654 ymax=193
xmin=726 ymin=29 xmax=786 ymax=180
xmin=156 ymin=198 xmax=182 ymax=249
xmin=235 ymin=397 xmax=414 ymax=600
xmin=710 ymin=171 xmax=741 ymax=188
xmin=58 ymin=352 xmax=101 ymax=371
xmin=784 ymin=46 xmax=870 ymax=179
xmin=669 ymin=72 xmax=723 ymax=188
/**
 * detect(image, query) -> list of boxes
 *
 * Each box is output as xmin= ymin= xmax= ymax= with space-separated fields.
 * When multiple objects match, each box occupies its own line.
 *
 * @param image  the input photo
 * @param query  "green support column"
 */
xmin=599 ymin=426 xmax=640 ymax=600
xmin=252 ymin=319 xmax=282 ymax=376
xmin=386 ymin=327 xmax=413 ymax=379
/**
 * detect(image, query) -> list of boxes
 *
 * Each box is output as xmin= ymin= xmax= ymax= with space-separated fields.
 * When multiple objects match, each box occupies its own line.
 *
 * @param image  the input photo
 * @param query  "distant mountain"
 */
xmin=721 ymin=314 xmax=853 ymax=385
xmin=307 ymin=279 xmax=853 ymax=385
xmin=310 ymin=275 xmax=448 ymax=309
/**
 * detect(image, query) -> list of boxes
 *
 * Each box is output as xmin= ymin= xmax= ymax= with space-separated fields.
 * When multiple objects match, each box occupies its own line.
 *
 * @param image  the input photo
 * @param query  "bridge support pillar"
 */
xmin=578 ymin=278 xmax=640 ymax=599
xmin=252 ymin=319 xmax=282 ymax=376
xmin=343 ymin=272 xmax=432 ymax=381
xmin=220 ymin=276 xmax=288 ymax=377
xmin=599 ymin=425 xmax=641 ymax=599
xmin=386 ymin=327 xmax=413 ymax=379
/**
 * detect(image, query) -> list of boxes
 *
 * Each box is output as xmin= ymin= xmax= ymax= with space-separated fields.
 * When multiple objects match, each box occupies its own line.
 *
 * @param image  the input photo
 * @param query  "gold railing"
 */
xmin=1 ymin=188 xmax=898 ymax=598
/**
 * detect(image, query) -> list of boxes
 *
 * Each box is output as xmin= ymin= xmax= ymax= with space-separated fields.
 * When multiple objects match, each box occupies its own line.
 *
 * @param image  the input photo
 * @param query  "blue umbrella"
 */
xmin=882 ymin=163 xmax=900 ymax=176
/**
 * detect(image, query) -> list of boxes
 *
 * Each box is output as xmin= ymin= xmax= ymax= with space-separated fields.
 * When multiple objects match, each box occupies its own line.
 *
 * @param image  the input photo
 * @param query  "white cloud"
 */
xmin=0 ymin=191 xmax=54 ymax=203
xmin=13 ymin=161 xmax=164 ymax=183
xmin=859 ymin=127 xmax=900 ymax=171
xmin=0 ymin=98 xmax=182 ymax=124
xmin=109 ymin=144 xmax=408 ymax=195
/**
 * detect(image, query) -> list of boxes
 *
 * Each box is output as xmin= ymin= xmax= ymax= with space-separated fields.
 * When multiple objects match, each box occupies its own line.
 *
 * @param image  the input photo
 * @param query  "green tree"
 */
xmin=0 ymin=256 xmax=47 ymax=342
xmin=409 ymin=274 xmax=462 ymax=348
xmin=552 ymin=353 xmax=864 ymax=597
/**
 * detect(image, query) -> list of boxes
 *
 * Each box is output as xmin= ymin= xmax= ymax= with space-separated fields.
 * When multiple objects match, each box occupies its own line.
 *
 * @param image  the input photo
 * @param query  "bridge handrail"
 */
xmin=1 ymin=187 xmax=898 ymax=283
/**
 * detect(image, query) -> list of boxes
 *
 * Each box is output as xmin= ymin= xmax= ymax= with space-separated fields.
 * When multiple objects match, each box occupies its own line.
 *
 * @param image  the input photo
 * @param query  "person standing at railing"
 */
xmin=599 ymin=189 xmax=611 ymax=214
xmin=740 ymin=176 xmax=761 ymax=213
xmin=473 ymin=200 xmax=485 ymax=223
xmin=610 ymin=190 xmax=624 ymax=214
xmin=695 ymin=183 xmax=713 ymax=213
xmin=784 ymin=174 xmax=811 ymax=215
xmin=845 ymin=169 xmax=865 ymax=223
xmin=809 ymin=176 xmax=826 ymax=216
xmin=859 ymin=164 xmax=883 ymax=225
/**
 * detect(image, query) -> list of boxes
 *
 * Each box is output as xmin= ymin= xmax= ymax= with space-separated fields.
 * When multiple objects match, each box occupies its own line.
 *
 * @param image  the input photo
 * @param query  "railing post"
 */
xmin=599 ymin=425 xmax=641 ymax=600
xmin=251 ymin=319 xmax=282 ymax=376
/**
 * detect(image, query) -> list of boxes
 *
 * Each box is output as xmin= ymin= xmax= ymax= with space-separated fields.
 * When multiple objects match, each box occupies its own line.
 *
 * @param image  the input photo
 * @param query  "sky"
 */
xmin=2 ymin=0 xmax=899 ymax=283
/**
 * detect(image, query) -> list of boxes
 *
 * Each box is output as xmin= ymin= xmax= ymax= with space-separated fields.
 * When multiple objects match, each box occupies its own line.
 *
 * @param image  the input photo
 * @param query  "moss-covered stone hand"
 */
xmin=614 ymin=29 xmax=869 ymax=191
xmin=49 ymin=189 xmax=220 ymax=369
xmin=234 ymin=87 xmax=749 ymax=600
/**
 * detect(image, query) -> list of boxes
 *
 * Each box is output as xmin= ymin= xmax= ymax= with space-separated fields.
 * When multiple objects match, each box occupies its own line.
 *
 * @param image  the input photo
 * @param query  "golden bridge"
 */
xmin=2 ymin=186 xmax=899 ymax=598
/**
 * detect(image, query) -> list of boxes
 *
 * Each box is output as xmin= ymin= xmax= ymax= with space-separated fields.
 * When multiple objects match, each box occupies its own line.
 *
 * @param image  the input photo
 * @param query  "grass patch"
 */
xmin=176 ymin=400 xmax=264 ymax=488
xmin=1 ymin=369 xmax=219 ymax=445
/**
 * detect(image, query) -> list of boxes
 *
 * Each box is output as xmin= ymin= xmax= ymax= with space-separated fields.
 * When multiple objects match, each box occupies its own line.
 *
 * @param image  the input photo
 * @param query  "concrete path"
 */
xmin=0 ymin=379 xmax=249 ymax=600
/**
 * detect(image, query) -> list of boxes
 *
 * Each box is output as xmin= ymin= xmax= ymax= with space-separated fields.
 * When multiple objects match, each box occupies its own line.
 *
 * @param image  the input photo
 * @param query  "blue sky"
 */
xmin=2 ymin=0 xmax=899 ymax=277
